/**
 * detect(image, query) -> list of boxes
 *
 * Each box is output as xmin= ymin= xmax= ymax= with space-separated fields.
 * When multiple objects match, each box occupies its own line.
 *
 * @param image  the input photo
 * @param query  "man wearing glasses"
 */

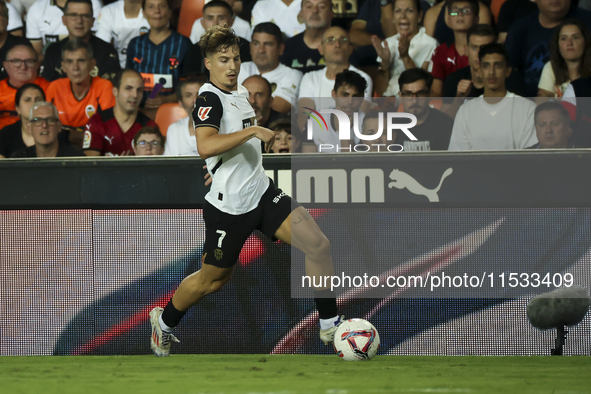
xmin=11 ymin=101 xmax=84 ymax=157
xmin=0 ymin=0 xmax=32 ymax=80
xmin=429 ymin=0 xmax=479 ymax=97
xmin=298 ymin=26 xmax=372 ymax=129
xmin=84 ymin=69 xmax=157 ymax=156
xmin=26 ymin=0 xmax=103 ymax=58
xmin=0 ymin=45 xmax=49 ymax=130
xmin=41 ymin=0 xmax=120 ymax=82
xmin=398 ymin=68 xmax=453 ymax=151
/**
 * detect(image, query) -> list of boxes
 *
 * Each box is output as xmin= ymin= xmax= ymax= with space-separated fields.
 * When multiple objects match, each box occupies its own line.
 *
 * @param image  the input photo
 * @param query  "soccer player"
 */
xmin=149 ymin=25 xmax=341 ymax=357
xmin=239 ymin=22 xmax=303 ymax=114
xmin=84 ymin=69 xmax=157 ymax=156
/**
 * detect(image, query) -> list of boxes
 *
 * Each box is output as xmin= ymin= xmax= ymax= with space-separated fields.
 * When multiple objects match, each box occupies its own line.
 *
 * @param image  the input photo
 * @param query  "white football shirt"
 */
xmin=26 ymin=0 xmax=103 ymax=45
xmin=163 ymin=117 xmax=199 ymax=156
xmin=251 ymin=0 xmax=304 ymax=38
xmin=193 ymin=82 xmax=269 ymax=215
xmin=238 ymin=61 xmax=303 ymax=104
xmin=189 ymin=16 xmax=252 ymax=44
xmin=95 ymin=0 xmax=150 ymax=68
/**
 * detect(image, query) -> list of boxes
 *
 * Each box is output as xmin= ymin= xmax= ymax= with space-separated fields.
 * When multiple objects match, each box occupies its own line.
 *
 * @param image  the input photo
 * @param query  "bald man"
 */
xmin=297 ymin=26 xmax=373 ymax=129
xmin=243 ymin=75 xmax=283 ymax=128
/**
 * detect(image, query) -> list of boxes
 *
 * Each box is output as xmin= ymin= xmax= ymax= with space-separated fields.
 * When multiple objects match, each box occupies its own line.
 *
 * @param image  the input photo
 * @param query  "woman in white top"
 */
xmin=538 ymin=18 xmax=591 ymax=98
xmin=372 ymin=0 xmax=438 ymax=97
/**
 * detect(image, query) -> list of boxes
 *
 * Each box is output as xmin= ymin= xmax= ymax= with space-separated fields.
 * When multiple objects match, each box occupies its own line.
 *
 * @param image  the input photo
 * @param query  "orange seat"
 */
xmin=155 ymin=103 xmax=188 ymax=136
xmin=178 ymin=0 xmax=206 ymax=38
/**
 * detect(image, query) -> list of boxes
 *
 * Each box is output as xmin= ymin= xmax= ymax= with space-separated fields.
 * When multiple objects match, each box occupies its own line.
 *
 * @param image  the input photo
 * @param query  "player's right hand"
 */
xmin=253 ymin=126 xmax=275 ymax=153
xmin=456 ymin=79 xmax=473 ymax=98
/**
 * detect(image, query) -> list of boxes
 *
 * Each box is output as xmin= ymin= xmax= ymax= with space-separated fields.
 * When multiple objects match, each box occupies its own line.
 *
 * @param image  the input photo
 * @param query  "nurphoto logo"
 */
xmin=304 ymin=108 xmax=419 ymax=153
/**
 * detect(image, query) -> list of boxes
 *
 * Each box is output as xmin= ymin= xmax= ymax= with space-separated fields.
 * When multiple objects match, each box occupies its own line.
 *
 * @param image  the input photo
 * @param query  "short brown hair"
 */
xmin=133 ymin=126 xmax=165 ymax=146
xmin=198 ymin=25 xmax=241 ymax=58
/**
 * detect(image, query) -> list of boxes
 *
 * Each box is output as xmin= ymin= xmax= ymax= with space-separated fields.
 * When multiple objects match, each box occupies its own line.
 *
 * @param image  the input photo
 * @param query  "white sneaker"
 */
xmin=319 ymin=315 xmax=345 ymax=345
xmin=149 ymin=307 xmax=179 ymax=357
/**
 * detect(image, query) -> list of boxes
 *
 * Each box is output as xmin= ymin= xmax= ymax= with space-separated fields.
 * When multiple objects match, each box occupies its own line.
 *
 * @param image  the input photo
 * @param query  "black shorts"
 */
xmin=202 ymin=178 xmax=300 ymax=268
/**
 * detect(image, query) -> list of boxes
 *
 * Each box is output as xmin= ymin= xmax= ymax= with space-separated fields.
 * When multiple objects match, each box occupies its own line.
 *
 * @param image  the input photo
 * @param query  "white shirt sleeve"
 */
xmin=538 ymin=62 xmax=556 ymax=95
xmin=518 ymin=100 xmax=538 ymax=148
xmin=189 ymin=19 xmax=204 ymax=44
xmin=25 ymin=2 xmax=42 ymax=40
xmin=6 ymin=2 xmax=23 ymax=32
xmin=95 ymin=5 xmax=112 ymax=43
xmin=91 ymin=0 xmax=103 ymax=31
xmin=163 ymin=126 xmax=180 ymax=156
xmin=448 ymin=104 xmax=472 ymax=151
xmin=250 ymin=1 xmax=268 ymax=28
xmin=274 ymin=69 xmax=303 ymax=103
xmin=297 ymin=72 xmax=316 ymax=101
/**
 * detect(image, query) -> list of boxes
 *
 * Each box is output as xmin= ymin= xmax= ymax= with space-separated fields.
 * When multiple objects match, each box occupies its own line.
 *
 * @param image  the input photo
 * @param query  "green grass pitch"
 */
xmin=1 ymin=355 xmax=590 ymax=394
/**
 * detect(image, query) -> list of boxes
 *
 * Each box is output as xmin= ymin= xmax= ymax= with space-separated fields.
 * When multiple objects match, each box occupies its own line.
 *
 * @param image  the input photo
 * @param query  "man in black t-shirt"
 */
xmin=40 ymin=0 xmax=120 ymax=82
xmin=398 ymin=68 xmax=453 ymax=151
xmin=279 ymin=0 xmax=333 ymax=74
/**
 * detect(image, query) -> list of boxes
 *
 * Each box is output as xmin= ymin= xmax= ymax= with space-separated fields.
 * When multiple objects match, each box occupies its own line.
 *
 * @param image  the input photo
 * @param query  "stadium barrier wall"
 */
xmin=0 ymin=152 xmax=589 ymax=356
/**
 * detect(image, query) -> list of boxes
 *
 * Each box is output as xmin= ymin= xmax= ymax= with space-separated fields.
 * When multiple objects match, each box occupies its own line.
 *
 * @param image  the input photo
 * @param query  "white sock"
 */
xmin=319 ymin=315 xmax=339 ymax=330
xmin=158 ymin=314 xmax=174 ymax=333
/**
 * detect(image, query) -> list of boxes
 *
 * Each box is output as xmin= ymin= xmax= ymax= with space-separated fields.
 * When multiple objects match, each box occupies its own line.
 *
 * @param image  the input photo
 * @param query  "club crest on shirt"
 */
xmin=140 ymin=27 xmax=149 ymax=35
xmin=85 ymin=105 xmax=96 ymax=118
xmin=169 ymin=56 xmax=179 ymax=70
xmin=198 ymin=107 xmax=212 ymax=121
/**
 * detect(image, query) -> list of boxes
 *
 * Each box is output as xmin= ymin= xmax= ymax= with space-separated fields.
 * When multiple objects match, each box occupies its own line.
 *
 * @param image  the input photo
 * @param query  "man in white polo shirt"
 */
xmin=297 ymin=26 xmax=372 ymax=128
xmin=238 ymin=22 xmax=302 ymax=113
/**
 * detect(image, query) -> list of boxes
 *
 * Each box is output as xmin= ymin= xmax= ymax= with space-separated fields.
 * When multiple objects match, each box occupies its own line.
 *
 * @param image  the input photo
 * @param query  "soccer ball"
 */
xmin=333 ymin=318 xmax=380 ymax=361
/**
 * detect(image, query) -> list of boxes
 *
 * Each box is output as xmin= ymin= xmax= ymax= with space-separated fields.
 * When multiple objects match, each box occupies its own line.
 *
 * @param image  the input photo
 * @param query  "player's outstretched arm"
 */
xmin=196 ymin=125 xmax=274 ymax=159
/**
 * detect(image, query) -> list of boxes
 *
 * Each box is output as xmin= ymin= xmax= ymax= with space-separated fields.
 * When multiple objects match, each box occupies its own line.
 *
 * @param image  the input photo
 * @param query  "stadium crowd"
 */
xmin=0 ymin=0 xmax=589 ymax=157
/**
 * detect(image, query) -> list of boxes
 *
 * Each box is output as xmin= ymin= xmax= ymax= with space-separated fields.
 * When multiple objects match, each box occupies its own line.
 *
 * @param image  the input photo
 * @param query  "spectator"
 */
xmin=398 ymin=68 xmax=453 ymax=150
xmin=359 ymin=111 xmax=389 ymax=152
xmin=95 ymin=0 xmax=151 ymax=69
xmin=251 ymin=0 xmax=304 ymax=38
xmin=0 ymin=0 xmax=32 ymax=80
xmin=11 ymin=101 xmax=85 ymax=157
xmin=538 ymin=18 xmax=591 ymax=98
xmin=497 ymin=0 xmax=538 ymax=43
xmin=372 ymin=0 xmax=438 ymax=97
xmin=181 ymin=1 xmax=251 ymax=77
xmin=302 ymin=69 xmax=366 ymax=153
xmin=505 ymin=0 xmax=591 ymax=97
xmin=132 ymin=125 xmax=165 ymax=155
xmin=26 ymin=0 xmax=102 ymax=57
xmin=42 ymin=0 xmax=121 ymax=82
xmin=448 ymin=43 xmax=537 ymax=150
xmin=0 ymin=45 xmax=49 ymax=130
xmin=529 ymin=100 xmax=573 ymax=148
xmin=46 ymin=39 xmax=116 ymax=147
xmin=243 ymin=75 xmax=283 ymax=128
xmin=298 ymin=27 xmax=373 ymax=128
xmin=279 ymin=0 xmax=332 ymax=74
xmin=163 ymin=75 xmax=205 ymax=156
xmin=126 ymin=0 xmax=191 ymax=119
xmin=443 ymin=24 xmax=526 ymax=99
xmin=423 ymin=0 xmax=492 ymax=45
xmin=190 ymin=0 xmax=251 ymax=43
xmin=0 ymin=83 xmax=45 ymax=158
xmin=429 ymin=0 xmax=479 ymax=97
xmin=84 ymin=69 xmax=157 ymax=156
xmin=268 ymin=116 xmax=300 ymax=153
xmin=238 ymin=22 xmax=303 ymax=113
